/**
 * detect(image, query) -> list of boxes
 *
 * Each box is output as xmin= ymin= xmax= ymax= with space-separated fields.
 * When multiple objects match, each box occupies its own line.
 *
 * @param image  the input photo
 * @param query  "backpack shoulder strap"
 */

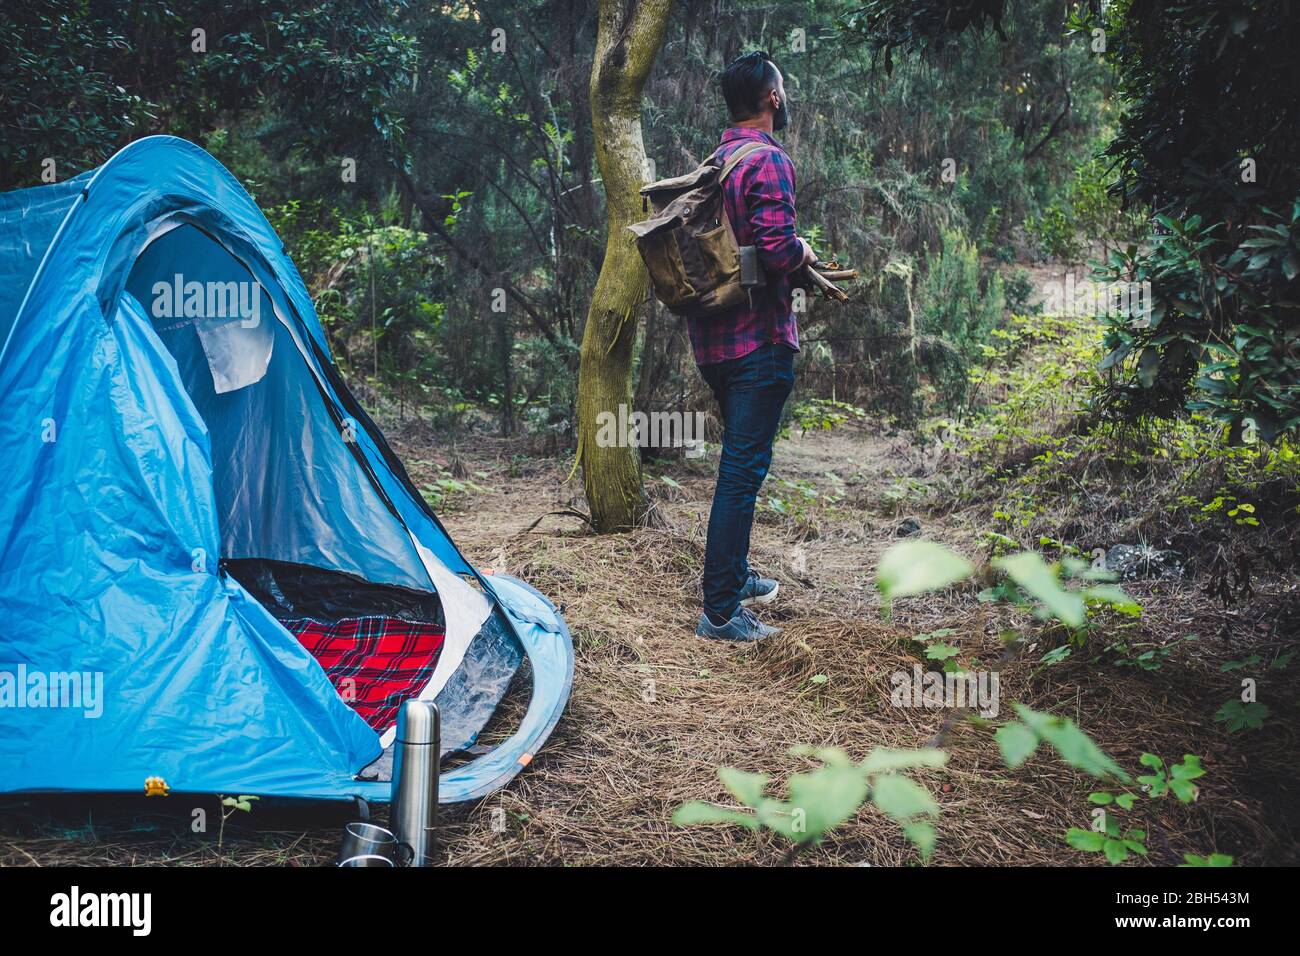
xmin=717 ymin=142 xmax=778 ymax=183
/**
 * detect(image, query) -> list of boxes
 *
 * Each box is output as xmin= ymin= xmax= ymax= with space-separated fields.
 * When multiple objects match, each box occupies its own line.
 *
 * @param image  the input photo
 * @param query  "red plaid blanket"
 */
xmin=284 ymin=616 xmax=446 ymax=732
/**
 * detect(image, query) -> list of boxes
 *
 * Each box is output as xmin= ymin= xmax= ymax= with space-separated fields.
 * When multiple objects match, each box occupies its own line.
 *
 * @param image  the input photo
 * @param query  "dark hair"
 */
xmin=719 ymin=50 xmax=778 ymax=120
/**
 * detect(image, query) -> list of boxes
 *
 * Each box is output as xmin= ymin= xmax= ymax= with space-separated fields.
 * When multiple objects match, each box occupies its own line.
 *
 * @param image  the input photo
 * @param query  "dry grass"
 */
xmin=4 ymin=421 xmax=1296 ymax=867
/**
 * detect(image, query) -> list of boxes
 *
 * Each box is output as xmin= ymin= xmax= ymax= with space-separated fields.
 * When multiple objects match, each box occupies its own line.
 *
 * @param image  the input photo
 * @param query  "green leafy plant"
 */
xmin=217 ymin=794 xmax=259 ymax=849
xmin=1214 ymin=700 xmax=1270 ymax=734
xmin=1065 ymin=820 xmax=1148 ymax=865
xmin=785 ymin=398 xmax=867 ymax=437
xmin=1107 ymin=635 xmax=1198 ymax=671
xmin=875 ymin=540 xmax=974 ymax=607
xmin=1063 ymin=753 xmax=1217 ymax=866
xmin=995 ymin=704 xmax=1129 ymax=781
xmin=916 ymin=228 xmax=1007 ymax=413
xmin=420 ymin=468 xmax=489 ymax=512
xmin=1221 ymin=650 xmax=1295 ymax=673
xmin=1097 ymin=207 xmax=1300 ymax=440
xmin=762 ymin=477 xmax=822 ymax=522
xmin=673 ymin=747 xmax=947 ymax=863
xmin=992 ymin=707 xmax=1218 ymax=867
xmin=1003 ymin=266 xmax=1038 ymax=315
xmin=1038 ymin=645 xmax=1072 ymax=666
xmin=1025 ymin=202 xmax=1081 ymax=262
xmin=1135 ymin=753 xmax=1205 ymax=803
xmin=989 ymin=552 xmax=1139 ymax=631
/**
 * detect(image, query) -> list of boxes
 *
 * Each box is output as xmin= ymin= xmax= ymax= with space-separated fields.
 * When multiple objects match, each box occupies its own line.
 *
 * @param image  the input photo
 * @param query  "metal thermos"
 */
xmin=390 ymin=699 xmax=440 ymax=866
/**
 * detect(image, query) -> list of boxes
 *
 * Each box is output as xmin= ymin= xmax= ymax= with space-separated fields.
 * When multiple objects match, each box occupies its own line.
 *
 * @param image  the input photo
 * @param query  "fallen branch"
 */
xmin=521 ymin=509 xmax=598 ymax=534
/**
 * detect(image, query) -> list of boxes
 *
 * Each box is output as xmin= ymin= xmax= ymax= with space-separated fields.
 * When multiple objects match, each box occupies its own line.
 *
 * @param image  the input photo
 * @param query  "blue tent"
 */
xmin=0 ymin=136 xmax=572 ymax=803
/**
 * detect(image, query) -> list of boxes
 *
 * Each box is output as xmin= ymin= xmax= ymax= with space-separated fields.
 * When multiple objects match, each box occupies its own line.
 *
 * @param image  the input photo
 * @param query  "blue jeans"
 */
xmin=698 ymin=343 xmax=795 ymax=621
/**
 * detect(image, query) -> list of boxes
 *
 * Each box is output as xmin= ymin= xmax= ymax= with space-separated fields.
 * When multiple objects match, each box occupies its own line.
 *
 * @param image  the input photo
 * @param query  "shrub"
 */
xmin=917 ymin=228 xmax=1006 ymax=412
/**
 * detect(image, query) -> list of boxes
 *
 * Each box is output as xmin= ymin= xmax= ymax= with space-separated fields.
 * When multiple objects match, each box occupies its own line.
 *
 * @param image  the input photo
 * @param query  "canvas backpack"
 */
xmin=627 ymin=142 xmax=776 ymax=318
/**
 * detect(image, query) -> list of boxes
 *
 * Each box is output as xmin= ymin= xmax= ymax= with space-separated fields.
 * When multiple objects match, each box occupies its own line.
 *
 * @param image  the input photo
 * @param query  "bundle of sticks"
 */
xmin=798 ymin=257 xmax=858 ymax=302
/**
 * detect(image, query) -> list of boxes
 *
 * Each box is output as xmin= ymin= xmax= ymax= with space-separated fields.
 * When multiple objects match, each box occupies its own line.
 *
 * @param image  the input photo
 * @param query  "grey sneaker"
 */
xmin=696 ymin=606 xmax=780 ymax=641
xmin=738 ymin=571 xmax=780 ymax=608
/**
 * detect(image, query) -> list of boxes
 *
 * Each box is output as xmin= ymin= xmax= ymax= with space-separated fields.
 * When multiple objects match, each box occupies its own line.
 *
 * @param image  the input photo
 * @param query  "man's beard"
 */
xmin=773 ymin=100 xmax=789 ymax=132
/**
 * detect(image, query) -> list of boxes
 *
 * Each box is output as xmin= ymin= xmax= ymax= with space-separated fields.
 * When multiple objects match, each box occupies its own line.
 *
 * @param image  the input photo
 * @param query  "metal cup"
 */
xmin=338 ymin=853 xmax=396 ymax=867
xmin=337 ymin=821 xmax=410 ymax=866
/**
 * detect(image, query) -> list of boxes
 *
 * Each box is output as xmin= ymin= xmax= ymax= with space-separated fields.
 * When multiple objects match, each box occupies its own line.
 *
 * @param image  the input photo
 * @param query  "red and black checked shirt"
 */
xmin=687 ymin=127 xmax=803 ymax=366
xmin=286 ymin=616 xmax=445 ymax=733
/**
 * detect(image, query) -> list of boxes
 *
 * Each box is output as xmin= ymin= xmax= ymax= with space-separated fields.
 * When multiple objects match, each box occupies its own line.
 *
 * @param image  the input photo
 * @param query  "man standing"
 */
xmin=693 ymin=51 xmax=814 ymax=642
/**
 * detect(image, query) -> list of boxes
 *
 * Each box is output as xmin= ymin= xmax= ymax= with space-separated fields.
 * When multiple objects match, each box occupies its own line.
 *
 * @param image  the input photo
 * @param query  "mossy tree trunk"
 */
xmin=575 ymin=0 xmax=672 ymax=532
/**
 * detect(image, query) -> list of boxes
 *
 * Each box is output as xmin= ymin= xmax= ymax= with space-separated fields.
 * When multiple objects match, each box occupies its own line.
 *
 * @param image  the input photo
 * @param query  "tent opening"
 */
xmin=122 ymin=222 xmax=447 ymax=734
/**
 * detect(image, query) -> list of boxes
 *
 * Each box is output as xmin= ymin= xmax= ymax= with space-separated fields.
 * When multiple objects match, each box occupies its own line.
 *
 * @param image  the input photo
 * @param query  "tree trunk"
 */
xmin=575 ymin=0 xmax=672 ymax=532
xmin=633 ymin=295 xmax=659 ymax=415
xmin=498 ymin=289 xmax=515 ymax=437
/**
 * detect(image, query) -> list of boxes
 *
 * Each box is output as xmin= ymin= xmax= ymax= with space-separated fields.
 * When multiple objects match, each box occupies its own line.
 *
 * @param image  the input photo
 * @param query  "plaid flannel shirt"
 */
xmin=687 ymin=127 xmax=802 ymax=366
xmin=286 ymin=616 xmax=445 ymax=732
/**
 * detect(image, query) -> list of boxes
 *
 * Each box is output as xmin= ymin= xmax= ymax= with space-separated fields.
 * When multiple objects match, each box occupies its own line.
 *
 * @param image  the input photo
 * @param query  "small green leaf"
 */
xmin=1103 ymin=838 xmax=1130 ymax=864
xmin=861 ymin=748 xmax=949 ymax=773
xmin=1138 ymin=774 xmax=1169 ymax=798
xmin=871 ymin=774 xmax=939 ymax=820
xmin=1066 ymin=828 xmax=1105 ymax=852
xmin=718 ymin=767 xmax=769 ymax=808
xmin=995 ymin=721 xmax=1040 ymax=769
xmin=1170 ymin=755 xmax=1206 ymax=781
xmin=671 ymin=801 xmax=760 ymax=830
xmin=783 ymin=760 xmax=873 ymax=841
xmin=1081 ymin=584 xmax=1142 ymax=616
xmin=1014 ymin=704 xmax=1129 ymax=781
xmin=1215 ymin=700 xmax=1270 ymax=733
xmin=876 ymin=541 xmax=974 ymax=601
xmin=1040 ymin=645 xmax=1072 ymax=665
xmin=995 ymin=552 xmax=1085 ymax=628
xmin=1169 ymin=779 xmax=1198 ymax=803
xmin=902 ymin=821 xmax=937 ymax=859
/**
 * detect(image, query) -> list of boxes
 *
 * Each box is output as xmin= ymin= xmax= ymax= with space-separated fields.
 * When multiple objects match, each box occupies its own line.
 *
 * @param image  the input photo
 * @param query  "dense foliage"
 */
xmin=1088 ymin=0 xmax=1300 ymax=440
xmin=841 ymin=0 xmax=1300 ymax=440
xmin=0 ymin=1 xmax=416 ymax=188
xmin=5 ymin=0 xmax=1294 ymax=442
xmin=1 ymin=0 xmax=1115 ymax=435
